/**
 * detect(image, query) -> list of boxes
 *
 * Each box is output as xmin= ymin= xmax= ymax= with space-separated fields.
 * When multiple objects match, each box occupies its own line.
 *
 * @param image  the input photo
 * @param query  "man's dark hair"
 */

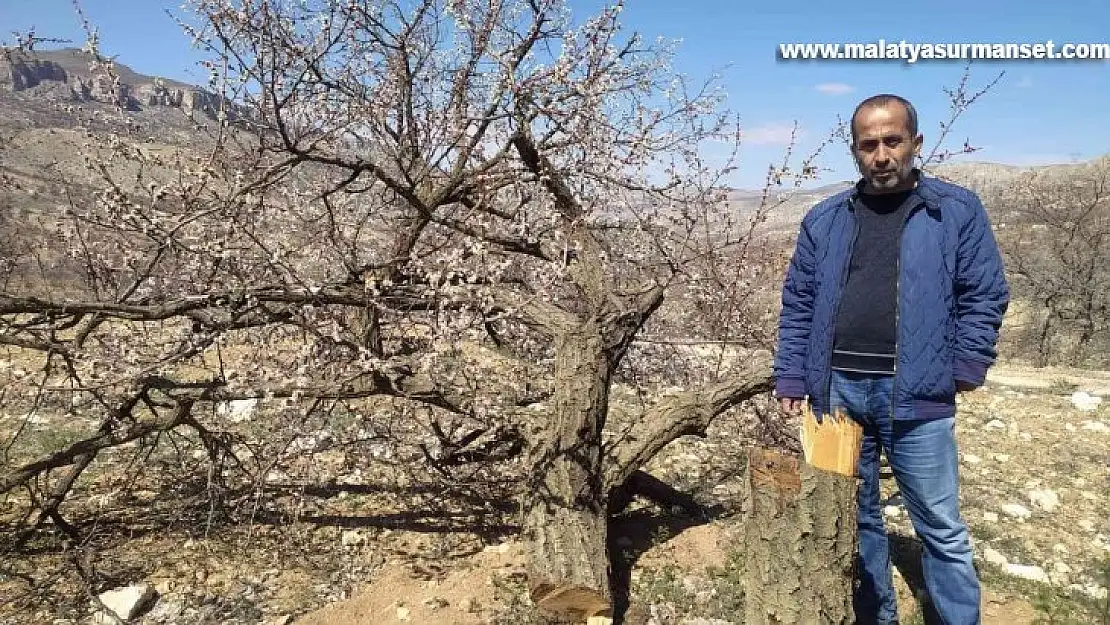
xmin=850 ymin=94 xmax=919 ymax=145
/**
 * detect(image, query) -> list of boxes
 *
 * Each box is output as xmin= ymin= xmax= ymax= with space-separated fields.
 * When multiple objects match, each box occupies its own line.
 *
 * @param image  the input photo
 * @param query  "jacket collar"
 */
xmin=847 ymin=167 xmax=940 ymax=213
xmin=911 ymin=170 xmax=945 ymax=213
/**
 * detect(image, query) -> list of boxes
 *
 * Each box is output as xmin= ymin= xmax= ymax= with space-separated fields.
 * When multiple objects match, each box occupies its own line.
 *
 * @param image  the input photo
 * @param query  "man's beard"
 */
xmin=863 ymin=164 xmax=912 ymax=192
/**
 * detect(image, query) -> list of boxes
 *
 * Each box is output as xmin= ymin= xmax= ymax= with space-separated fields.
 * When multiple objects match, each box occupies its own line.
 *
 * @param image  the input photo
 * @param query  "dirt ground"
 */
xmin=289 ymin=361 xmax=1108 ymax=624
xmin=1 ymin=362 xmax=1106 ymax=624
xmin=986 ymin=359 xmax=1110 ymax=394
xmin=289 ymin=522 xmax=1042 ymax=625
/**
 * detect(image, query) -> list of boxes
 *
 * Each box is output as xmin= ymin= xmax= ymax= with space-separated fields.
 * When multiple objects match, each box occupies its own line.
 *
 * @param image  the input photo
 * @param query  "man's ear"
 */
xmin=913 ymin=133 xmax=924 ymax=156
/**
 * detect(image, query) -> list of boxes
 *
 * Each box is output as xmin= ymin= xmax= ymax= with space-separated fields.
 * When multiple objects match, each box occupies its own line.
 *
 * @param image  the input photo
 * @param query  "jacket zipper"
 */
xmin=892 ymin=216 xmax=903 ymax=425
xmin=826 ymin=197 xmax=860 ymax=417
xmin=890 ymin=197 xmax=925 ymax=457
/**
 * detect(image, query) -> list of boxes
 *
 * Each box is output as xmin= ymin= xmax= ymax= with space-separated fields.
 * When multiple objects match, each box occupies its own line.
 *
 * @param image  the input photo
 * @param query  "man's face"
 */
xmin=851 ymin=104 xmax=923 ymax=193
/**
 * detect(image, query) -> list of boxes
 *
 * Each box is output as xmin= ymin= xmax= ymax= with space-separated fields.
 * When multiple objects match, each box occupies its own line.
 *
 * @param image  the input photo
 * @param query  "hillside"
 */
xmin=1 ymin=46 xmax=228 ymax=122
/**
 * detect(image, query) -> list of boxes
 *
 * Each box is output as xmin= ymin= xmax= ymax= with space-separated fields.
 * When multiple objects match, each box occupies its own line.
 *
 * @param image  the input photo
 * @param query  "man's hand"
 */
xmin=779 ymin=397 xmax=805 ymax=416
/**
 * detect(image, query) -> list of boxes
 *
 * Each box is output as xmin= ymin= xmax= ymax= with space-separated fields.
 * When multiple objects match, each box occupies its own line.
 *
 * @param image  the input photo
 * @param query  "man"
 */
xmin=773 ymin=94 xmax=1009 ymax=625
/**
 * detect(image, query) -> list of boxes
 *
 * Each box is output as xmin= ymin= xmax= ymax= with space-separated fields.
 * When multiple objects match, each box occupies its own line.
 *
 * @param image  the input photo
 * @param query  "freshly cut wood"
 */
xmin=799 ymin=404 xmax=863 ymax=477
xmin=531 ymin=583 xmax=610 ymax=620
xmin=741 ymin=447 xmax=859 ymax=625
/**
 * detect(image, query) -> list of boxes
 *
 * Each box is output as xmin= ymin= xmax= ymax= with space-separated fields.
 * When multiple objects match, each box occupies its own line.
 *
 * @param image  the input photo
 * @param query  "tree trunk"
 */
xmin=522 ymin=325 xmax=613 ymax=621
xmin=741 ymin=448 xmax=859 ymax=625
xmin=1036 ymin=303 xmax=1055 ymax=367
xmin=520 ymin=352 xmax=778 ymax=621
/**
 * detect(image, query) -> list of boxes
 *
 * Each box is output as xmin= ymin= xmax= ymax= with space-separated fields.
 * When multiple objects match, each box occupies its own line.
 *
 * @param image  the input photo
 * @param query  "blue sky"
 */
xmin=2 ymin=0 xmax=1108 ymax=189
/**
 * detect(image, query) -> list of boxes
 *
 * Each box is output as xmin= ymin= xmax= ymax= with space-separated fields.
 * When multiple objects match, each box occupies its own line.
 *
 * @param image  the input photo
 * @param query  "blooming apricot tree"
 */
xmin=1 ymin=0 xmax=832 ymax=616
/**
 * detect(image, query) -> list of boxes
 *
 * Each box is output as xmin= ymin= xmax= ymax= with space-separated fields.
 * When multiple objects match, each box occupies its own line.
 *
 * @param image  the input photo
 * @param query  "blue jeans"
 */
xmin=828 ymin=370 xmax=980 ymax=625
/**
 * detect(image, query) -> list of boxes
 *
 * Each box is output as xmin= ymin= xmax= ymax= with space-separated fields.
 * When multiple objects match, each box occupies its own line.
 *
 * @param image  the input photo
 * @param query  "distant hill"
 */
xmin=3 ymin=46 xmax=1104 ymax=239
xmin=723 ymin=156 xmax=1110 ymax=234
xmin=930 ymin=158 xmax=1108 ymax=194
xmin=0 ymin=46 xmax=230 ymax=120
xmin=11 ymin=47 xmax=197 ymax=92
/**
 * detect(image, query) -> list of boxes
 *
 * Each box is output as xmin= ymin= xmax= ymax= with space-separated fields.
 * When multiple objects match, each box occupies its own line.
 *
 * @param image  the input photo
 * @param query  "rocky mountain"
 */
xmin=0 ymin=46 xmax=228 ymax=120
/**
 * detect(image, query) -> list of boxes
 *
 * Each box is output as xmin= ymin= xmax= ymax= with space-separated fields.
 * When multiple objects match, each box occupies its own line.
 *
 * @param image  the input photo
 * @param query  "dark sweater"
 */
xmin=830 ymin=188 xmax=920 ymax=374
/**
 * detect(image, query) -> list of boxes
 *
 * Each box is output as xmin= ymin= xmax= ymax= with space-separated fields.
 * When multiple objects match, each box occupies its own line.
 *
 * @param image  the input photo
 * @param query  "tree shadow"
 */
xmin=249 ymin=480 xmax=521 ymax=543
xmin=605 ymin=496 xmax=728 ymax=624
xmin=279 ymin=509 xmax=518 ymax=539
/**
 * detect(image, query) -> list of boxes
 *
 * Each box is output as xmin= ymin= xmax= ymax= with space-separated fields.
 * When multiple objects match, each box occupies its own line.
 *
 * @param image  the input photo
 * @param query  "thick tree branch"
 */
xmin=607 ymin=469 xmax=706 ymax=517
xmin=1 ymin=399 xmax=193 ymax=495
xmin=603 ymin=353 xmax=774 ymax=492
xmin=510 ymin=128 xmax=583 ymax=222
xmin=0 ymin=357 xmax=549 ymax=496
xmin=511 ymin=126 xmax=614 ymax=308
xmin=0 ymin=284 xmax=466 ymax=320
xmin=601 ymin=285 xmax=664 ymax=365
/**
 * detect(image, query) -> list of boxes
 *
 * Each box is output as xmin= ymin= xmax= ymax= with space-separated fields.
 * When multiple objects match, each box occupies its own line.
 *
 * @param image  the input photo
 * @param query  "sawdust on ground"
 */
xmin=295 ymin=541 xmax=526 ymax=625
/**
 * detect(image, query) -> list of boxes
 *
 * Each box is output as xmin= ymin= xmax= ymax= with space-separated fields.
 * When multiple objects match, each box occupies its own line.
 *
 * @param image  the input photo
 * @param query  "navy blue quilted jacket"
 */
xmin=773 ymin=171 xmax=1010 ymax=421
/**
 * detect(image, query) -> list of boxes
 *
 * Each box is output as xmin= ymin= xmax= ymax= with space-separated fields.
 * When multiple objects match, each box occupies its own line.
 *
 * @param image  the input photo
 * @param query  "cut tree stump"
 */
xmin=741 ymin=447 xmax=860 ymax=625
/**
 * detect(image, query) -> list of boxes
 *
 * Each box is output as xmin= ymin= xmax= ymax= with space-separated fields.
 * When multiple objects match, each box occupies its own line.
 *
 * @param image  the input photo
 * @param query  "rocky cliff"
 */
xmin=0 ymin=47 xmax=232 ymax=120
